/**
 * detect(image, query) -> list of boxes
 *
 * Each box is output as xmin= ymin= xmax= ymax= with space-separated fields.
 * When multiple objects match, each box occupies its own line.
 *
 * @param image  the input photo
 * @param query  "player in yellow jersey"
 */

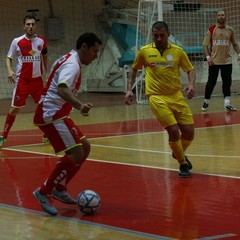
xmin=125 ymin=21 xmax=196 ymax=177
xmin=202 ymin=10 xmax=240 ymax=112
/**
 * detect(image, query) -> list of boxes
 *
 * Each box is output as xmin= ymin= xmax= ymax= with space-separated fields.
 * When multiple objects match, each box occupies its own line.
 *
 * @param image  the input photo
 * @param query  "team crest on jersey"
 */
xmin=71 ymin=127 xmax=78 ymax=137
xmin=14 ymin=95 xmax=20 ymax=103
xmin=29 ymin=50 xmax=36 ymax=55
xmin=166 ymin=54 xmax=173 ymax=61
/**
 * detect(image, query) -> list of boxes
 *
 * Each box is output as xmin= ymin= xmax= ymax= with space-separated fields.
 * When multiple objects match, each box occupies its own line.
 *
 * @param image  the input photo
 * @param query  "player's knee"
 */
xmin=9 ymin=107 xmax=20 ymax=116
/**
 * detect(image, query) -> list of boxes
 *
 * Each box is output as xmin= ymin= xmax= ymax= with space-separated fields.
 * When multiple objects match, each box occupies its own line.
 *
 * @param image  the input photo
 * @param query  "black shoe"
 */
xmin=172 ymin=153 xmax=193 ymax=170
xmin=201 ymin=102 xmax=209 ymax=112
xmin=185 ymin=155 xmax=192 ymax=170
xmin=178 ymin=163 xmax=191 ymax=177
xmin=224 ymin=105 xmax=236 ymax=111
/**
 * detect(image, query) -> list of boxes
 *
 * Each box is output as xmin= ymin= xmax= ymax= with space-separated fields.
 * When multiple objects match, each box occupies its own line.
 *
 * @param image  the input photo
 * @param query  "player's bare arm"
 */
xmin=203 ymin=45 xmax=213 ymax=66
xmin=125 ymin=69 xmax=137 ymax=105
xmin=182 ymin=69 xmax=196 ymax=99
xmin=6 ymin=57 xmax=15 ymax=84
xmin=57 ymin=84 xmax=93 ymax=116
xmin=231 ymin=34 xmax=240 ymax=63
xmin=42 ymin=53 xmax=50 ymax=80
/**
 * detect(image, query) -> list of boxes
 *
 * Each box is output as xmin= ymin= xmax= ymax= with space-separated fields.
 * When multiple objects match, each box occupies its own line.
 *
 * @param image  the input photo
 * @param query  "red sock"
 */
xmin=2 ymin=113 xmax=16 ymax=139
xmin=56 ymin=159 xmax=85 ymax=191
xmin=55 ymin=165 xmax=80 ymax=191
xmin=40 ymin=155 xmax=77 ymax=196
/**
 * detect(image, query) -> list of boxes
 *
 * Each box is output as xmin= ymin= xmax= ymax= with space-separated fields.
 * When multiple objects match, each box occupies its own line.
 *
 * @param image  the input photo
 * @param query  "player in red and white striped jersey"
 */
xmin=33 ymin=33 xmax=102 ymax=215
xmin=0 ymin=15 xmax=49 ymax=146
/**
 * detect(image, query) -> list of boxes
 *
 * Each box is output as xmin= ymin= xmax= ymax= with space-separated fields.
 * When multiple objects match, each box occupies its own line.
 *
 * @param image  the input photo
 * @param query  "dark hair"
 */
xmin=76 ymin=32 xmax=102 ymax=50
xmin=23 ymin=15 xmax=37 ymax=24
xmin=152 ymin=21 xmax=169 ymax=32
xmin=216 ymin=9 xmax=224 ymax=15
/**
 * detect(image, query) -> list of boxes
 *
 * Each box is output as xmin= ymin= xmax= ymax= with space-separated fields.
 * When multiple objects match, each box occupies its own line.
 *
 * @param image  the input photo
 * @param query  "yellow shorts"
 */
xmin=148 ymin=92 xmax=194 ymax=129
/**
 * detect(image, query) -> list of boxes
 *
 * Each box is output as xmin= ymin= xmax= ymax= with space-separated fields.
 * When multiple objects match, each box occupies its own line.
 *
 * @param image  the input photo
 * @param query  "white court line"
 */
xmin=1 ymin=123 xmax=240 ymax=178
xmin=2 ymin=122 xmax=240 ymax=143
xmin=88 ymin=123 xmax=240 ymax=140
xmin=4 ymin=141 xmax=240 ymax=160
xmin=91 ymin=143 xmax=240 ymax=159
xmin=2 ymin=145 xmax=240 ymax=180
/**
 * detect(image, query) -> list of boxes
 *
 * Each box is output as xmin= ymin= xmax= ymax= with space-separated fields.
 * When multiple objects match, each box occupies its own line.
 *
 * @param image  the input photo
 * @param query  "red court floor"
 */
xmin=0 ymin=111 xmax=240 ymax=239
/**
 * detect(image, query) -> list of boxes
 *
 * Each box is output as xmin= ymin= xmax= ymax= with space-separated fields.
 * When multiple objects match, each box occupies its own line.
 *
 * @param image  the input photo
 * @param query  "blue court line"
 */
xmin=0 ymin=203 xmax=174 ymax=240
xmin=0 ymin=204 xmax=238 ymax=240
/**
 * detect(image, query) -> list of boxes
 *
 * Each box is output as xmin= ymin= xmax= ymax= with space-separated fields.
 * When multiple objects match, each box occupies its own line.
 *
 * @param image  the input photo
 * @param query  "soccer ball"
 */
xmin=77 ymin=190 xmax=101 ymax=215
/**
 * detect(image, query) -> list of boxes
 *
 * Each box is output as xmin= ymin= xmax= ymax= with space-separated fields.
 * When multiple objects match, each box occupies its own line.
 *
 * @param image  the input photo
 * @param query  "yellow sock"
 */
xmin=169 ymin=139 xmax=185 ymax=165
xmin=181 ymin=137 xmax=192 ymax=151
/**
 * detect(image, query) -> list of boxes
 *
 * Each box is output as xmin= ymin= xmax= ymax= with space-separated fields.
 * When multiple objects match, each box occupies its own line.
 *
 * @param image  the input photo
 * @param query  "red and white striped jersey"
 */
xmin=34 ymin=50 xmax=81 ymax=125
xmin=7 ymin=34 xmax=47 ymax=80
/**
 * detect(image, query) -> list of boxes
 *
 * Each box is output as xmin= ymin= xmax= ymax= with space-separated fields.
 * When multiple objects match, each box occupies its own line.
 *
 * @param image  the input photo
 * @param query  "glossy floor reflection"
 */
xmin=0 ymin=94 xmax=240 ymax=240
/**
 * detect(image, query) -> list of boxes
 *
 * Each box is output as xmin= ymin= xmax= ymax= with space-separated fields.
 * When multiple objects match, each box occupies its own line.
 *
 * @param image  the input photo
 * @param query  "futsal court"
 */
xmin=0 ymin=94 xmax=239 ymax=240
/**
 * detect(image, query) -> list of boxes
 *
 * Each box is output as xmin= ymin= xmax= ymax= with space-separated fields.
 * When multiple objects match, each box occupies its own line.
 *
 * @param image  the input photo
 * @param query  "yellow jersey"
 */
xmin=132 ymin=42 xmax=194 ymax=96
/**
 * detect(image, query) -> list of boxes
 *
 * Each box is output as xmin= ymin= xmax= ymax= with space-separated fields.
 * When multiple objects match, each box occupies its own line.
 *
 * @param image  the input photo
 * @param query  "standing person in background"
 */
xmin=201 ymin=10 xmax=240 ymax=112
xmin=33 ymin=32 xmax=102 ymax=216
xmin=0 ymin=15 xmax=49 ymax=147
xmin=125 ymin=21 xmax=196 ymax=177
